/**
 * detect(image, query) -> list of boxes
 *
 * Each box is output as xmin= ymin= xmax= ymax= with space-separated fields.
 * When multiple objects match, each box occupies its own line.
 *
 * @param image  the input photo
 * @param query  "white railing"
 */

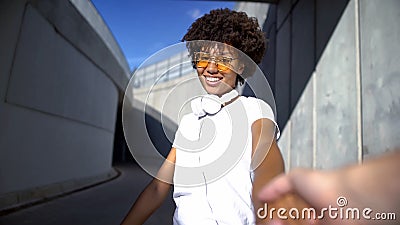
xmin=132 ymin=51 xmax=193 ymax=88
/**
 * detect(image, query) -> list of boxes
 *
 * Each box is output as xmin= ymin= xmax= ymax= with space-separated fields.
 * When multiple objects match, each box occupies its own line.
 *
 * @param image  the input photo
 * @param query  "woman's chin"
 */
xmin=205 ymin=89 xmax=219 ymax=96
xmin=205 ymin=88 xmax=231 ymax=97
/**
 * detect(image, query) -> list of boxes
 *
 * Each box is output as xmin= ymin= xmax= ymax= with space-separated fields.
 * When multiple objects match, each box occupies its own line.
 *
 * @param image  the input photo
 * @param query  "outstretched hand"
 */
xmin=257 ymin=151 xmax=400 ymax=225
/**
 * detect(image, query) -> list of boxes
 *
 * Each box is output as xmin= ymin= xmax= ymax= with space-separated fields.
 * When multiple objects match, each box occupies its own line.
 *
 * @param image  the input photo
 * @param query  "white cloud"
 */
xmin=187 ymin=9 xmax=202 ymax=19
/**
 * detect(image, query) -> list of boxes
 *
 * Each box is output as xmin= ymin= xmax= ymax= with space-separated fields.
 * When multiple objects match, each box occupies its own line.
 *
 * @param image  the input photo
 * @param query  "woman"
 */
xmin=121 ymin=8 xmax=284 ymax=225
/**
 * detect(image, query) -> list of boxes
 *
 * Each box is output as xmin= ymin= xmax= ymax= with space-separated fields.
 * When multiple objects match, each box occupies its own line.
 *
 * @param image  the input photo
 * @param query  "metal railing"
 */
xmin=132 ymin=51 xmax=194 ymax=88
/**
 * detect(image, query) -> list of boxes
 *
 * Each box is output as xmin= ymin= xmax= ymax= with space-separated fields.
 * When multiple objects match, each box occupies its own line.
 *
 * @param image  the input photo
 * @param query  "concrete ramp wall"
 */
xmin=276 ymin=0 xmax=400 ymax=170
xmin=0 ymin=0 xmax=130 ymax=210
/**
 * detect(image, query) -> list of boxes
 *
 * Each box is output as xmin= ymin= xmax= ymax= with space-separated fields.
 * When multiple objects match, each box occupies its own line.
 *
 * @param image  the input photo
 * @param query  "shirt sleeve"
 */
xmin=245 ymin=97 xmax=280 ymax=139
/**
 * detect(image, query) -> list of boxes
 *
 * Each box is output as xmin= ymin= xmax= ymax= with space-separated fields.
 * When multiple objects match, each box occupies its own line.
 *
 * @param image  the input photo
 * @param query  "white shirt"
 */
xmin=172 ymin=96 xmax=279 ymax=225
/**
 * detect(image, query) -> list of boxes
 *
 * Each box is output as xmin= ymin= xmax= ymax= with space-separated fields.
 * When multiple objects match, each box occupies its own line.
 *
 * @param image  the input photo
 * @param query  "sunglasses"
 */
xmin=194 ymin=52 xmax=238 ymax=72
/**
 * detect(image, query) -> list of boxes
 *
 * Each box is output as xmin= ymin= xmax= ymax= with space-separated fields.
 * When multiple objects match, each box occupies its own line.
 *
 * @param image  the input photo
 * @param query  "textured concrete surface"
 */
xmin=360 ymin=0 xmax=400 ymax=158
xmin=276 ymin=0 xmax=291 ymax=28
xmin=275 ymin=0 xmax=399 ymax=169
xmin=290 ymin=75 xmax=314 ymax=169
xmin=291 ymin=0 xmax=315 ymax=109
xmin=7 ymin=5 xmax=118 ymax=131
xmin=275 ymin=17 xmax=291 ymax=128
xmin=314 ymin=0 xmax=358 ymax=169
xmin=277 ymin=121 xmax=291 ymax=171
xmin=315 ymin=0 xmax=350 ymax=60
xmin=32 ymin=0 xmax=130 ymax=89
xmin=0 ymin=0 xmax=129 ymax=210
xmin=0 ymin=165 xmax=175 ymax=225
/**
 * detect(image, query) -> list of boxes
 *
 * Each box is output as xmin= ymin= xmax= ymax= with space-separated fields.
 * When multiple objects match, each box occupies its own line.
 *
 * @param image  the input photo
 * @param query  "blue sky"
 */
xmin=91 ymin=0 xmax=235 ymax=72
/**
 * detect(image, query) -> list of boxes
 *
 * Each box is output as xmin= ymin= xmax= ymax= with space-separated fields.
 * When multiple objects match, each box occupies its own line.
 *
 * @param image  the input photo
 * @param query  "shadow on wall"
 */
xmin=145 ymin=112 xmax=174 ymax=159
xmin=118 ymin=101 xmax=176 ymax=166
xmin=257 ymin=0 xmax=350 ymax=129
xmin=112 ymin=102 xmax=135 ymax=165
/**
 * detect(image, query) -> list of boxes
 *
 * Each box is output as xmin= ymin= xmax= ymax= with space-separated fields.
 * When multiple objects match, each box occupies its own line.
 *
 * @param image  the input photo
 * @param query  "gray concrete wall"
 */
xmin=270 ymin=0 xmax=400 ymax=171
xmin=359 ymin=0 xmax=400 ymax=158
xmin=267 ymin=0 xmax=350 ymax=129
xmin=235 ymin=2 xmax=270 ymax=28
xmin=0 ymin=0 xmax=130 ymax=210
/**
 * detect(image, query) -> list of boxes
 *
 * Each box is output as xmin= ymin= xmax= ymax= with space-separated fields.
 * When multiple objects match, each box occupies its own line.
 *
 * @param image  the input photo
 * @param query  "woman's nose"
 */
xmin=206 ymin=61 xmax=219 ymax=74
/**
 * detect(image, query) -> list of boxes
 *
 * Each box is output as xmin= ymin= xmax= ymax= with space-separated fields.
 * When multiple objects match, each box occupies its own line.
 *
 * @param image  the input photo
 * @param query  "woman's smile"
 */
xmin=198 ymin=69 xmax=237 ymax=96
xmin=204 ymin=75 xmax=223 ymax=87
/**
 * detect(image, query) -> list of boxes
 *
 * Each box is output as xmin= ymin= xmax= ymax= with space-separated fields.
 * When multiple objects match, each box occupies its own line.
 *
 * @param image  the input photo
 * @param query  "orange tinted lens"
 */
xmin=197 ymin=60 xmax=209 ymax=68
xmin=217 ymin=63 xmax=229 ymax=71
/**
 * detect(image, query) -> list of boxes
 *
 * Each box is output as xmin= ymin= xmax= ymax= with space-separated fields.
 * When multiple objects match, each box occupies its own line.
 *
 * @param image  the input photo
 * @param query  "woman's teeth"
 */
xmin=205 ymin=76 xmax=221 ymax=82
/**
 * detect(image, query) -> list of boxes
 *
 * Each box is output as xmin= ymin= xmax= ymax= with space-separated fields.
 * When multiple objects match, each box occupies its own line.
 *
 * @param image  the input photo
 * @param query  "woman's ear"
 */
xmin=237 ymin=63 xmax=245 ymax=75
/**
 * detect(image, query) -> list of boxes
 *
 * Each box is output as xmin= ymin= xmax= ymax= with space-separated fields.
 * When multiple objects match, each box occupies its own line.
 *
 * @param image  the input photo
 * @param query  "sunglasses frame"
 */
xmin=194 ymin=52 xmax=238 ymax=72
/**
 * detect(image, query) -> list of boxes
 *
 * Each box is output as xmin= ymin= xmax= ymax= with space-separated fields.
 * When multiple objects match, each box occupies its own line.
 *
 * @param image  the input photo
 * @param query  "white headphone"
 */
xmin=191 ymin=89 xmax=239 ymax=118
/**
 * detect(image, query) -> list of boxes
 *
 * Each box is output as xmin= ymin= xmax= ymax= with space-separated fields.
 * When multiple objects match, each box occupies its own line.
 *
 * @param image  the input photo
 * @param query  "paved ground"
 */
xmin=0 ymin=164 xmax=175 ymax=225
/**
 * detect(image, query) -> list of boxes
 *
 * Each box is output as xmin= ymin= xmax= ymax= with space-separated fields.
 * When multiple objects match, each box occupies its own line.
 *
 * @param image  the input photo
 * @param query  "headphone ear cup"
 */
xmin=191 ymin=97 xmax=206 ymax=117
xmin=201 ymin=95 xmax=222 ymax=115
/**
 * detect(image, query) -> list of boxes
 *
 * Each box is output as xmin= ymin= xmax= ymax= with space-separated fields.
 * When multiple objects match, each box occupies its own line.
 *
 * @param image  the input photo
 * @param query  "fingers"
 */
xmin=257 ymin=169 xmax=322 ymax=225
xmin=259 ymin=168 xmax=327 ymax=206
xmin=257 ymin=172 xmax=295 ymax=202
xmin=257 ymin=169 xmax=339 ymax=225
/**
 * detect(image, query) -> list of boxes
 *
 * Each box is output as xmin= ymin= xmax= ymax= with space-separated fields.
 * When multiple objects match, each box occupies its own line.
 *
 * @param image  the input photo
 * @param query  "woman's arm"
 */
xmin=120 ymin=147 xmax=176 ymax=225
xmin=251 ymin=119 xmax=314 ymax=225
xmin=251 ymin=118 xmax=285 ymax=224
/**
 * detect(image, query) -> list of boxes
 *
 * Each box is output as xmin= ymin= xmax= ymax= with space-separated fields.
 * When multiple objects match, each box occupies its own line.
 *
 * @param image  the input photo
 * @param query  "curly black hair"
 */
xmin=182 ymin=8 xmax=266 ymax=82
